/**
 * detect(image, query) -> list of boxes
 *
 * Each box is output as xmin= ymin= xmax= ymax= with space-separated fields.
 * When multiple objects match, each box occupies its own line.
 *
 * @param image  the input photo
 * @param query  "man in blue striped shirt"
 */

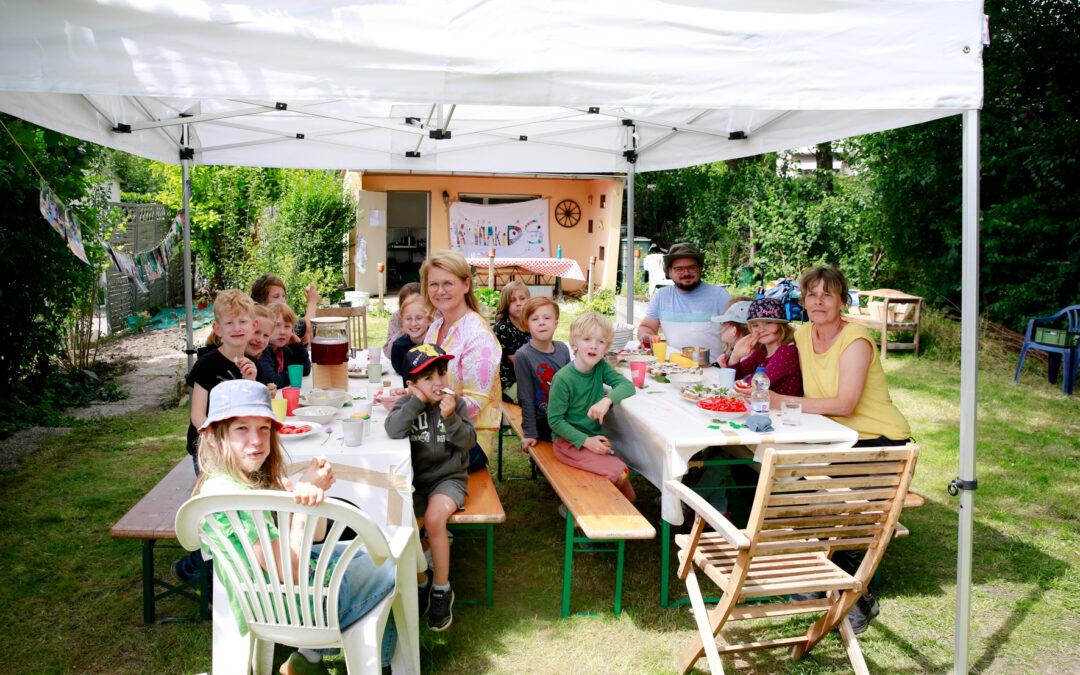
xmin=637 ymin=243 xmax=730 ymax=359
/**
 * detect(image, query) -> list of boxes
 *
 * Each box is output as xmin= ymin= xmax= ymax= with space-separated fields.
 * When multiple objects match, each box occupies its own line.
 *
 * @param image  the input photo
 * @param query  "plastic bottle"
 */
xmin=556 ymin=245 xmax=562 ymax=259
xmin=750 ymin=366 xmax=771 ymax=415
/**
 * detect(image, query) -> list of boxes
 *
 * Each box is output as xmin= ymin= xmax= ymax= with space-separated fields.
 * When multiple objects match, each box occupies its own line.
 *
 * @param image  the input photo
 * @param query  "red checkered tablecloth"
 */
xmin=466 ymin=257 xmax=585 ymax=281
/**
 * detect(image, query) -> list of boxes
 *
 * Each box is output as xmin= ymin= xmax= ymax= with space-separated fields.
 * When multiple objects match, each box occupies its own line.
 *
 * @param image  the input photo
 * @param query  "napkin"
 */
xmin=669 ymin=353 xmax=698 ymax=369
xmin=744 ymin=414 xmax=774 ymax=432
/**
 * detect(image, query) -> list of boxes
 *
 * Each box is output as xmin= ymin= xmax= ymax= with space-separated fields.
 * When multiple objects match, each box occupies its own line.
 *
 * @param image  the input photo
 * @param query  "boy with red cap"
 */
xmin=384 ymin=344 xmax=476 ymax=632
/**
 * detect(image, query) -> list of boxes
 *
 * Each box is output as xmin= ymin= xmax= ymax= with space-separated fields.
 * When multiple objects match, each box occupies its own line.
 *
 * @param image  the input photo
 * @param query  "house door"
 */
xmin=352 ymin=190 xmax=387 ymax=295
xmin=385 ymin=192 xmax=430 ymax=291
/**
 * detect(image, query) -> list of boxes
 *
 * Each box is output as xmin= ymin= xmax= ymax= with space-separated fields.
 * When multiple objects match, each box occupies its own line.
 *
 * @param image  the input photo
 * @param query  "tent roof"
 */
xmin=0 ymin=0 xmax=984 ymax=172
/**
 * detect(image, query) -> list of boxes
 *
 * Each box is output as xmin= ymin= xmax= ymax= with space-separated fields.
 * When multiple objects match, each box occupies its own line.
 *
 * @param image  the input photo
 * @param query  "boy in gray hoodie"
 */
xmin=384 ymin=343 xmax=476 ymax=632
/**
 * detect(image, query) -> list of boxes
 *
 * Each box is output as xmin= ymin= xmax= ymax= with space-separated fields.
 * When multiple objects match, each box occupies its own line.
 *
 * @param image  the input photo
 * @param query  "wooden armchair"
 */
xmin=845 ymin=289 xmax=923 ymax=358
xmin=667 ymin=443 xmax=919 ymax=674
xmin=316 ymin=306 xmax=369 ymax=352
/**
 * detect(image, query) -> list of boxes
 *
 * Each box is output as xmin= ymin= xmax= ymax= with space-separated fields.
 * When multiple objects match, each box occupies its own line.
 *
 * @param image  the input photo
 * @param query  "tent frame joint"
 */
xmin=947 ymin=477 xmax=978 ymax=496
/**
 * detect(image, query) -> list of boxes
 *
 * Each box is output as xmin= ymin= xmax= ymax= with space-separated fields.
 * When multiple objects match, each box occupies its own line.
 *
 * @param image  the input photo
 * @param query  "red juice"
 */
xmin=311 ymin=338 xmax=349 ymax=365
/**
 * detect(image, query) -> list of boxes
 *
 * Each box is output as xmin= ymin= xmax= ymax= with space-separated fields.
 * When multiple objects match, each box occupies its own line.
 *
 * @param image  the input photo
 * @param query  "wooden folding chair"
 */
xmin=667 ymin=443 xmax=919 ymax=674
xmin=316 ymin=306 xmax=369 ymax=352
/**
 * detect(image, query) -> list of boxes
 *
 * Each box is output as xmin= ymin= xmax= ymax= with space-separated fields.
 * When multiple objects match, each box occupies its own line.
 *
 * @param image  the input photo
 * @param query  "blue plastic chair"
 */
xmin=1013 ymin=305 xmax=1080 ymax=395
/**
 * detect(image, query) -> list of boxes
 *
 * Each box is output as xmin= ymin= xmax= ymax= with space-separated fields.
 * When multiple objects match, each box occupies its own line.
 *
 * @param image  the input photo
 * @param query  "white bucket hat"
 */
xmin=198 ymin=379 xmax=282 ymax=431
xmin=711 ymin=300 xmax=752 ymax=325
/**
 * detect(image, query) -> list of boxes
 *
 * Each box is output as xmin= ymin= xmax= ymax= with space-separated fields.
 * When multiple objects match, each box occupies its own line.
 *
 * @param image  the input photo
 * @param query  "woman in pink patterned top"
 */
xmin=422 ymin=251 xmax=502 ymax=472
xmin=727 ymin=297 xmax=803 ymax=396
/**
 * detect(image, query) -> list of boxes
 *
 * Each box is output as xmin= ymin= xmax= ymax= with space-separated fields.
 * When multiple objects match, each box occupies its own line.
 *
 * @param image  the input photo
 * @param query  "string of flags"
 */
xmin=39 ymin=182 xmax=183 ymax=294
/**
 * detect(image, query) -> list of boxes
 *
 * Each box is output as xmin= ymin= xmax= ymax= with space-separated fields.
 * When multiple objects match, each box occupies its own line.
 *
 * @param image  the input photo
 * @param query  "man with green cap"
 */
xmin=637 ymin=242 xmax=730 ymax=358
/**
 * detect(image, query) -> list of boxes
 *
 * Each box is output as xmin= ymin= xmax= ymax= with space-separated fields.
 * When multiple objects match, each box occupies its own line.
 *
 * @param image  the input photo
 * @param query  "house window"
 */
xmin=458 ymin=193 xmax=540 ymax=205
xmin=600 ymin=194 xmax=607 ymax=208
xmin=588 ymin=219 xmax=593 ymax=233
xmin=598 ymin=246 xmax=605 ymax=260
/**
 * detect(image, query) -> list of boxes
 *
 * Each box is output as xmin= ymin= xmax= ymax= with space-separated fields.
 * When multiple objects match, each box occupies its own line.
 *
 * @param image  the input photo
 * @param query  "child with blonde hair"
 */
xmin=259 ymin=302 xmax=311 ymax=389
xmin=389 ymin=294 xmax=432 ymax=377
xmin=193 ymin=379 xmax=398 ymax=674
xmin=492 ymin=281 xmax=531 ymax=401
xmin=547 ymin=312 xmax=637 ymax=502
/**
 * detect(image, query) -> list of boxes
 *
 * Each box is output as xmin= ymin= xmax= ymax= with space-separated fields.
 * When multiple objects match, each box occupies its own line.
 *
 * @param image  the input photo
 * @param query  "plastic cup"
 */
xmin=652 ymin=340 xmax=668 ymax=361
xmin=366 ymin=362 xmax=382 ymax=382
xmin=353 ymin=400 xmax=373 ymax=419
xmin=369 ymin=345 xmax=381 ymax=365
xmin=271 ymin=398 xmax=287 ymax=421
xmin=630 ymin=361 xmax=646 ymax=387
xmin=716 ymin=368 xmax=736 ymax=391
xmin=282 ymin=387 xmax=301 ymax=415
xmin=366 ymin=382 xmax=381 ymax=401
xmin=287 ymin=364 xmax=304 ymax=389
xmin=342 ymin=418 xmax=367 ymax=446
xmin=781 ymin=400 xmax=802 ymax=425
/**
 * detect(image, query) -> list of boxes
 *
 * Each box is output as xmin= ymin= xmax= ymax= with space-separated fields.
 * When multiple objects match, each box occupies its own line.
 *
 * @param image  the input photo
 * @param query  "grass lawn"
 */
xmin=1 ymin=306 xmax=1077 ymax=674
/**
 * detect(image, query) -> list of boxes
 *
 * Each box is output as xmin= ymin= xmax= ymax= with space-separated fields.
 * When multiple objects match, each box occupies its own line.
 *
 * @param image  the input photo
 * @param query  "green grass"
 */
xmin=1 ymin=307 xmax=1078 ymax=674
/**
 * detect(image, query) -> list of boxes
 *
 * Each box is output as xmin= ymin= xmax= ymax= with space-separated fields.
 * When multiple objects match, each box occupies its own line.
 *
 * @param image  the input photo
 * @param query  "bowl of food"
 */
xmin=301 ymin=389 xmax=351 ymax=408
xmin=696 ymin=396 xmax=749 ymax=421
xmin=290 ymin=406 xmax=339 ymax=426
xmin=668 ymin=371 xmax=704 ymax=384
xmin=278 ymin=421 xmax=323 ymax=441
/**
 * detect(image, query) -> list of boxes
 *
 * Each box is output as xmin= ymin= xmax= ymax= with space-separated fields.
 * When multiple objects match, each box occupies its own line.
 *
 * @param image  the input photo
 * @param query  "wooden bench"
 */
xmin=845 ymin=288 xmax=924 ymax=358
xmin=447 ymin=468 xmax=506 ymax=606
xmin=497 ymin=402 xmax=537 ymax=481
xmin=110 ymin=458 xmax=210 ymax=624
xmin=527 ymin=441 xmax=655 ymax=617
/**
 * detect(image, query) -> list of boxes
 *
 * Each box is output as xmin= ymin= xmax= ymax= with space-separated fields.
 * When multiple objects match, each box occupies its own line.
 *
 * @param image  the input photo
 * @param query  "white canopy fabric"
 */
xmin=0 ymin=0 xmax=982 ymax=172
xmin=0 ymin=2 xmax=985 ymax=672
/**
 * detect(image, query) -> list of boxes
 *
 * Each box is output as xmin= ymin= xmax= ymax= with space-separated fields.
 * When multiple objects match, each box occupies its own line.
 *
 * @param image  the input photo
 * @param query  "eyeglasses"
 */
xmin=670 ymin=265 xmax=700 ymax=274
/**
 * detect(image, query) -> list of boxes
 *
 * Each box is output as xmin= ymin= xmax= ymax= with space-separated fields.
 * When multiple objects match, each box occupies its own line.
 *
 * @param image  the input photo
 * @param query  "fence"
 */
xmin=104 ymin=202 xmax=186 ymax=334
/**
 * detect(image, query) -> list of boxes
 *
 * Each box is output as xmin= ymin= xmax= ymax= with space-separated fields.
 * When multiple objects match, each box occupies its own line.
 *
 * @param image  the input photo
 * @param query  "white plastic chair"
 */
xmin=176 ymin=491 xmax=421 ymax=674
xmin=643 ymin=253 xmax=673 ymax=296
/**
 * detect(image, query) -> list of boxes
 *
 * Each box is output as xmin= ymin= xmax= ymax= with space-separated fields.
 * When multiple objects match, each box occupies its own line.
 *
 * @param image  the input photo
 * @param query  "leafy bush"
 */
xmin=474 ymin=287 xmax=500 ymax=308
xmin=579 ymin=287 xmax=616 ymax=316
xmin=0 ymin=365 xmax=128 ymax=439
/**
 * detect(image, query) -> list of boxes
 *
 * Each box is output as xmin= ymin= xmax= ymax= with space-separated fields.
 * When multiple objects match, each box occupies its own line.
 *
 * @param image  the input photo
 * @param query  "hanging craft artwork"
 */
xmin=448 ymin=198 xmax=549 ymax=258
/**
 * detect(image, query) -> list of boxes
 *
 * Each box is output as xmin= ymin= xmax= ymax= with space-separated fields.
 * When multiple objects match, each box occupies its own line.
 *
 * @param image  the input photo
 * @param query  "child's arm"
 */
xmin=442 ymin=397 xmax=478 ymax=451
xmin=599 ymin=360 xmax=636 ymax=404
xmin=383 ymin=394 xmax=426 ymax=439
xmin=190 ymin=383 xmax=209 ymax=429
xmin=513 ymin=349 xmax=540 ymax=446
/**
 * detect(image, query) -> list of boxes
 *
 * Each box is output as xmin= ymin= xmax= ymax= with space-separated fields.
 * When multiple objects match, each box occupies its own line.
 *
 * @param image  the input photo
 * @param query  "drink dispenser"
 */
xmin=310 ymin=317 xmax=349 ymax=390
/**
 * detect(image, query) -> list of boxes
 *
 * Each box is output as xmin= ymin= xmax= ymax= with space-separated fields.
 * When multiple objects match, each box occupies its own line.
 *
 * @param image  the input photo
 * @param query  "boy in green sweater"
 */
xmin=546 ymin=312 xmax=637 ymax=502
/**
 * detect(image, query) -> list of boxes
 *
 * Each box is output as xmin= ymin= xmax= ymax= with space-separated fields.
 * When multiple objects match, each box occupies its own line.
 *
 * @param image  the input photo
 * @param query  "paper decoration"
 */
xmin=449 ymin=198 xmax=549 ymax=258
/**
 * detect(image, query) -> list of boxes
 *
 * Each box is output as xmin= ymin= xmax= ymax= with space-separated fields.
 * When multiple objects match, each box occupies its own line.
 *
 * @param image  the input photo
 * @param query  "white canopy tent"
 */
xmin=0 ymin=1 xmax=984 ymax=671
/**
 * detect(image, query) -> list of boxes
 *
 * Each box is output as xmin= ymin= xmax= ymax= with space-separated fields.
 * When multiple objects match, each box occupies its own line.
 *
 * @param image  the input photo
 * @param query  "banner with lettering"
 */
xmin=449 ymin=198 xmax=549 ymax=258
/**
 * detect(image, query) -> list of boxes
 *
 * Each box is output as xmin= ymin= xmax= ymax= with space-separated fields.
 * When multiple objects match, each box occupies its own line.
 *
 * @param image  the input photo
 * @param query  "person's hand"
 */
xmin=728 ymin=333 xmax=757 ymax=364
xmin=521 ymin=437 xmax=537 ymax=452
xmin=236 ymin=356 xmax=258 ymax=381
xmin=303 ymin=283 xmax=320 ymax=308
xmin=406 ymin=383 xmax=428 ymax=403
xmin=299 ymin=455 xmax=335 ymax=490
xmin=640 ymin=333 xmax=653 ymax=348
xmin=587 ymin=397 xmax=613 ymax=424
xmin=714 ymin=353 xmax=729 ymax=368
xmin=439 ymin=394 xmax=456 ymax=419
xmin=582 ymin=435 xmax=612 ymax=455
xmin=266 ymin=383 xmax=277 ymax=397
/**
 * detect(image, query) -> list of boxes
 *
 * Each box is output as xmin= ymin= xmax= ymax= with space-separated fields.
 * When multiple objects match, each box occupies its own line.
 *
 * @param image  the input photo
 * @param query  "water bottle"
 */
xmin=750 ymin=366 xmax=771 ymax=415
xmin=556 ymin=245 xmax=562 ymax=259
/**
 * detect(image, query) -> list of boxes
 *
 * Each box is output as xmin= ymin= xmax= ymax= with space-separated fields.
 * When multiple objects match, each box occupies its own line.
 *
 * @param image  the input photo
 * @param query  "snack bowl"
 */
xmin=695 ymin=397 xmax=749 ymax=422
xmin=290 ymin=406 xmax=339 ymax=425
xmin=668 ymin=371 xmax=704 ymax=384
xmin=301 ymin=389 xmax=351 ymax=408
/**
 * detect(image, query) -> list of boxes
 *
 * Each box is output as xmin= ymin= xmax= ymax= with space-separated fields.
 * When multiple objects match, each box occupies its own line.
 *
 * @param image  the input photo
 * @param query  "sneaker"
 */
xmin=846 ymin=592 xmax=880 ymax=635
xmin=417 ymin=569 xmax=433 ymax=617
xmin=788 ymin=591 xmax=826 ymax=603
xmin=280 ymin=651 xmax=330 ymax=675
xmin=172 ymin=557 xmax=197 ymax=583
xmin=428 ymin=585 xmax=455 ymax=631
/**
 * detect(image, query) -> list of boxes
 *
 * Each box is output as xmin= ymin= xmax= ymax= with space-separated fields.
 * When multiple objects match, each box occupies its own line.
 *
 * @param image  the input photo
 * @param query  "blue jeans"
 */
xmin=467 ymin=442 xmax=488 ymax=474
xmin=313 ymin=543 xmax=398 ymax=667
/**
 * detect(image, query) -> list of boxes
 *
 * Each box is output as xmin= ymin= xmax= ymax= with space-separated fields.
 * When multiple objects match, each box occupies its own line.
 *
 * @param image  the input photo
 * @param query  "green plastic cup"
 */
xmin=287 ymin=364 xmax=304 ymax=389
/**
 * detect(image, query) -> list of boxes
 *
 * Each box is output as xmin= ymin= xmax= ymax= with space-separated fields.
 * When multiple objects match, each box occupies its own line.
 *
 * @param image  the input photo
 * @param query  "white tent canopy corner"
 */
xmin=0 ymin=2 xmax=983 ymax=671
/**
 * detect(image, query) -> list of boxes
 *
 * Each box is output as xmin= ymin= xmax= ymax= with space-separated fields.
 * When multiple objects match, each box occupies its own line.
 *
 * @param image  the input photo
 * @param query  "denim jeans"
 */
xmin=467 ymin=442 xmax=488 ymax=474
xmin=313 ymin=542 xmax=398 ymax=667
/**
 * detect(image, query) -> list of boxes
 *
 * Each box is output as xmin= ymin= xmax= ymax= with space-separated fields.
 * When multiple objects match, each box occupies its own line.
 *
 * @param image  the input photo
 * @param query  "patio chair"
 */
xmin=175 ymin=491 xmax=421 ymax=675
xmin=643 ymin=253 xmax=673 ymax=296
xmin=317 ymin=305 xmax=369 ymax=352
xmin=1013 ymin=304 xmax=1080 ymax=395
xmin=667 ymin=443 xmax=919 ymax=674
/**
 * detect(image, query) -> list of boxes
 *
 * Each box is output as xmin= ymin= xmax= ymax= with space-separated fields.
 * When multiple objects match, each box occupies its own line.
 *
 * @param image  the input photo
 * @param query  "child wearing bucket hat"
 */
xmin=710 ymin=298 xmax=753 ymax=367
xmin=192 ymin=379 xmax=399 ymax=674
xmin=726 ymin=297 xmax=804 ymax=396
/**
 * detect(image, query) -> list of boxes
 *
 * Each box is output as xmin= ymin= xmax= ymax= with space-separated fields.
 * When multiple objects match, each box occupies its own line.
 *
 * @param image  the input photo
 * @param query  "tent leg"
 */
xmin=625 ymin=160 xmax=636 ymax=324
xmin=954 ymin=108 xmax=980 ymax=675
xmin=181 ymin=131 xmax=195 ymax=372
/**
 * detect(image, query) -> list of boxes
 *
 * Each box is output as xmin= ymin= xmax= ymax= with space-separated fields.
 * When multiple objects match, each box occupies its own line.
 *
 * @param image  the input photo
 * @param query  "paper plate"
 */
xmin=278 ymin=421 xmax=323 ymax=441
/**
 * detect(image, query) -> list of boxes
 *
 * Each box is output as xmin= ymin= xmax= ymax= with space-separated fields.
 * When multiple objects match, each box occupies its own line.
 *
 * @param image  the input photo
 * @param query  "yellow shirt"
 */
xmin=794 ymin=322 xmax=911 ymax=441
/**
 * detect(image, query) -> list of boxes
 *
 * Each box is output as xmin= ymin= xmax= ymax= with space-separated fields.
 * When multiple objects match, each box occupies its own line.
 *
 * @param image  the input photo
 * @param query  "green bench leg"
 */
xmin=561 ymin=513 xmax=627 ymax=618
xmin=142 ymin=539 xmax=156 ymax=624
xmin=448 ymin=522 xmax=495 ymax=606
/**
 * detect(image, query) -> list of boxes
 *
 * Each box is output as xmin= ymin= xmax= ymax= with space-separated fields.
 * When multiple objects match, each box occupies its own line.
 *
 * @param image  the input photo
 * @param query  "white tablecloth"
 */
xmin=603 ymin=376 xmax=858 ymax=525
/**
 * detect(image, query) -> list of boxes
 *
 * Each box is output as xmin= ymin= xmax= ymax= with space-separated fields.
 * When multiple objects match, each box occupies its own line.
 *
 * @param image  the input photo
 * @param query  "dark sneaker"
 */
xmin=428 ymin=585 xmax=455 ymax=631
xmin=846 ymin=592 xmax=880 ymax=635
xmin=418 ymin=570 xmax=433 ymax=617
xmin=172 ymin=557 xmax=197 ymax=583
xmin=788 ymin=591 xmax=826 ymax=602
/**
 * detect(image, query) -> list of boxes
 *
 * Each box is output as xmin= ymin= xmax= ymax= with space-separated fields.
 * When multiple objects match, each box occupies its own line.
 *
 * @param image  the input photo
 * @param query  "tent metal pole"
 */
xmin=181 ymin=131 xmax=195 ymax=371
xmin=954 ymin=108 xmax=980 ymax=675
xmin=625 ymin=162 xmax=635 ymax=324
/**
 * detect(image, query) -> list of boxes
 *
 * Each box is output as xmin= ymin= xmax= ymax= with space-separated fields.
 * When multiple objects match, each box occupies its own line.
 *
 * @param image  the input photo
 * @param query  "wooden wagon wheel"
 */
xmin=554 ymin=199 xmax=581 ymax=228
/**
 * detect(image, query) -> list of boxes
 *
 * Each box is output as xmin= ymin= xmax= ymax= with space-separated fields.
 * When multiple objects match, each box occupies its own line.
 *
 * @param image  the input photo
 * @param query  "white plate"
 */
xmin=623 ymin=354 xmax=657 ymax=363
xmin=278 ymin=420 xmax=323 ymax=441
xmin=667 ymin=372 xmax=704 ymax=384
xmin=348 ymin=369 xmax=366 ymax=379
